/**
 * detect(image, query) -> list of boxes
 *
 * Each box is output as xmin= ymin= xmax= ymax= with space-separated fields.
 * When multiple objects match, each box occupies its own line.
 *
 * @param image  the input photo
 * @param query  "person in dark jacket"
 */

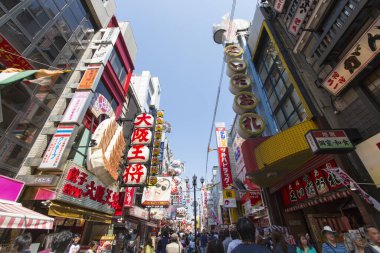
xmin=271 ymin=230 xmax=296 ymax=253
xmin=13 ymin=233 xmax=32 ymax=253
xmin=364 ymin=226 xmax=380 ymax=253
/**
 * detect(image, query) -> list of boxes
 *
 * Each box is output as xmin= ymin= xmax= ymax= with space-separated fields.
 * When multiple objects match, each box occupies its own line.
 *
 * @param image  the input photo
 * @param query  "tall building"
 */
xmin=0 ymin=0 xmax=115 ymax=177
xmin=130 ymin=71 xmax=161 ymax=112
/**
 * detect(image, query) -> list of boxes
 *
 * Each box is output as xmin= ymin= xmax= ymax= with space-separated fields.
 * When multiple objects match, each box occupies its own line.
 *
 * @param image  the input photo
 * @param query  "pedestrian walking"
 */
xmin=200 ymin=230 xmax=208 ymax=253
xmin=68 ymin=234 xmax=81 ymax=253
xmin=227 ymin=227 xmax=242 ymax=253
xmin=321 ymin=226 xmax=348 ymax=253
xmin=188 ymin=240 xmax=196 ymax=253
xmin=364 ymin=226 xmax=380 ymax=253
xmin=166 ymin=234 xmax=182 ymax=253
xmin=157 ymin=232 xmax=169 ymax=253
xmin=296 ymin=235 xmax=317 ymax=253
xmin=272 ymin=230 xmax=296 ymax=253
xmin=51 ymin=231 xmax=73 ymax=253
xmin=13 ymin=233 xmax=32 ymax=253
xmin=223 ymin=229 xmax=233 ymax=253
xmin=230 ymin=217 xmax=271 ymax=253
xmin=206 ymin=239 xmax=224 ymax=253
xmin=85 ymin=241 xmax=98 ymax=253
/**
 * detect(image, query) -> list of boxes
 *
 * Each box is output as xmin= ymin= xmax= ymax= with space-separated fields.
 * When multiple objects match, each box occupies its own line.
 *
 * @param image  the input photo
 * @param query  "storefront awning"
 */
xmin=247 ymin=120 xmax=318 ymax=187
xmin=0 ymin=199 xmax=54 ymax=229
xmin=48 ymin=202 xmax=112 ymax=224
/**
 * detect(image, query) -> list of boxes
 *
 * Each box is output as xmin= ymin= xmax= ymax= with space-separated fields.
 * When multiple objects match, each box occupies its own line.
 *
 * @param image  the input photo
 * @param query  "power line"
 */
xmin=204 ymin=0 xmax=237 ymax=179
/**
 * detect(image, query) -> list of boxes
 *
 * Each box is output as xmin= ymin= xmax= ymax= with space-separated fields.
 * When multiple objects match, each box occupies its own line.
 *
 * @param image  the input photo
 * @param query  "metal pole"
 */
xmin=194 ymin=184 xmax=197 ymax=249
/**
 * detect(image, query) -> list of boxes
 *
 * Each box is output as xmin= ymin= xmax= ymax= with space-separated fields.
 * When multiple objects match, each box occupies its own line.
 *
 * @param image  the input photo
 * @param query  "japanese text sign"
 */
xmin=124 ymin=187 xmax=135 ymax=207
xmin=217 ymin=147 xmax=234 ymax=189
xmin=322 ymin=16 xmax=380 ymax=95
xmin=61 ymin=91 xmax=92 ymax=124
xmin=321 ymin=160 xmax=344 ymax=190
xmin=216 ymin=127 xmax=228 ymax=148
xmin=0 ymin=35 xmax=33 ymax=70
xmin=133 ymin=113 xmax=154 ymax=128
xmin=122 ymin=164 xmax=148 ymax=185
xmin=305 ymin=130 xmax=354 ymax=154
xmin=288 ymin=0 xmax=313 ymax=36
xmin=274 ymin=0 xmax=286 ymax=13
xmin=310 ymin=167 xmax=330 ymax=195
xmin=0 ymin=175 xmax=24 ymax=201
xmin=223 ymin=189 xmax=237 ymax=208
xmin=90 ymin=93 xmax=114 ymax=118
xmin=40 ymin=125 xmax=75 ymax=169
xmin=131 ymin=128 xmax=153 ymax=145
xmin=56 ymin=161 xmax=119 ymax=214
xmin=77 ymin=66 xmax=103 ymax=90
xmin=127 ymin=145 xmax=150 ymax=163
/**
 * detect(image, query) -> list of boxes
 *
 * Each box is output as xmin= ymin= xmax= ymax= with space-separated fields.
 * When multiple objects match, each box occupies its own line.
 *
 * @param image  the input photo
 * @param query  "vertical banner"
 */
xmin=215 ymin=123 xmax=233 ymax=189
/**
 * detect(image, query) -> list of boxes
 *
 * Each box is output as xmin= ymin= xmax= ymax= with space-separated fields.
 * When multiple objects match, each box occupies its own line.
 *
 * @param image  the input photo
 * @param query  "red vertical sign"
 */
xmin=124 ymin=187 xmax=135 ymax=207
xmin=217 ymin=147 xmax=233 ymax=189
xmin=0 ymin=35 xmax=33 ymax=70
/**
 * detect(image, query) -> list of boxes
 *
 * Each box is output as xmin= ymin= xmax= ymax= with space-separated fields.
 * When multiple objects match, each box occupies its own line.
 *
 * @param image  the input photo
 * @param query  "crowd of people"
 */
xmin=8 ymin=218 xmax=380 ymax=253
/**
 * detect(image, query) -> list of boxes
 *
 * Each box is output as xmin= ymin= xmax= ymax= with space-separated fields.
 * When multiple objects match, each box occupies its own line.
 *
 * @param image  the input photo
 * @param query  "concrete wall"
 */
xmin=84 ymin=0 xmax=116 ymax=28
xmin=119 ymin=22 xmax=138 ymax=65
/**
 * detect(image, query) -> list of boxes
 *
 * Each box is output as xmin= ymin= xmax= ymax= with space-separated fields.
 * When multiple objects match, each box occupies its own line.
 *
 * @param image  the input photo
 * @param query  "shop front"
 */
xmin=244 ymin=120 xmax=380 ymax=251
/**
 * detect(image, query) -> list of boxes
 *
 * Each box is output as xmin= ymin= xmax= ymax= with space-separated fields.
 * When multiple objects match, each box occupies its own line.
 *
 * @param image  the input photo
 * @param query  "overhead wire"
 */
xmin=204 ymin=0 xmax=237 ymax=180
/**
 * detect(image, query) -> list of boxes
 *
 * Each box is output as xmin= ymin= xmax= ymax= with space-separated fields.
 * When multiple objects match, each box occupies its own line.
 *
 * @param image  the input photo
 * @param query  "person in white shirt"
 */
xmin=364 ymin=226 xmax=380 ymax=253
xmin=68 ymin=234 xmax=81 ymax=253
xmin=227 ymin=228 xmax=242 ymax=253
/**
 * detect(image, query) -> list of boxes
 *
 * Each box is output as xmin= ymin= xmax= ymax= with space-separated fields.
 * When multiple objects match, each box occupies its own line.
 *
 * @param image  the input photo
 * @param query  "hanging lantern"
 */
xmin=229 ymin=73 xmax=252 ymax=94
xmin=224 ymin=44 xmax=244 ymax=62
xmin=237 ymin=113 xmax=266 ymax=139
xmin=157 ymin=110 xmax=164 ymax=118
xmin=147 ymin=176 xmax=158 ymax=186
xmin=226 ymin=58 xmax=247 ymax=77
xmin=233 ymin=91 xmax=259 ymax=115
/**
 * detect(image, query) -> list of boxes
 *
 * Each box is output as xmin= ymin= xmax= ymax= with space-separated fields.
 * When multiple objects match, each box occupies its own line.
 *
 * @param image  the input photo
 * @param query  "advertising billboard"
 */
xmin=141 ymin=177 xmax=172 ymax=207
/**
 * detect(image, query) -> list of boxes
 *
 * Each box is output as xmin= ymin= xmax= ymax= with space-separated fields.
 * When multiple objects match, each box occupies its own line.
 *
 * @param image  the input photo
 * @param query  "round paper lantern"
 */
xmin=134 ymin=113 xmax=154 ymax=128
xmin=156 ymin=117 xmax=164 ymax=125
xmin=237 ymin=113 xmax=266 ymax=139
xmin=233 ymin=91 xmax=259 ymax=115
xmin=127 ymin=145 xmax=150 ymax=163
xmin=153 ymin=140 xmax=161 ymax=148
xmin=153 ymin=148 xmax=160 ymax=155
xmin=224 ymin=44 xmax=244 ymax=62
xmin=151 ymin=156 xmax=159 ymax=165
xmin=226 ymin=58 xmax=247 ymax=77
xmin=157 ymin=110 xmax=164 ymax=118
xmin=150 ymin=166 xmax=159 ymax=174
xmin=148 ymin=176 xmax=158 ymax=186
xmin=229 ymin=73 xmax=252 ymax=94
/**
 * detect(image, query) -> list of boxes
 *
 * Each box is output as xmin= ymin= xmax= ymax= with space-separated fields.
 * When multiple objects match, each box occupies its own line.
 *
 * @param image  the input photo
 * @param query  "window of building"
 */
xmin=95 ymin=79 xmax=119 ymax=111
xmin=57 ymin=17 xmax=73 ymax=40
xmin=63 ymin=8 xmax=80 ymax=31
xmin=40 ymin=0 xmax=59 ymax=18
xmin=38 ymin=35 xmax=59 ymax=61
xmin=70 ymin=0 xmax=86 ymax=24
xmin=0 ymin=0 xmax=21 ymax=11
xmin=110 ymin=49 xmax=128 ymax=85
xmin=29 ymin=0 xmax=50 ymax=28
xmin=255 ymin=32 xmax=306 ymax=131
xmin=16 ymin=10 xmax=40 ymax=38
xmin=54 ymin=0 xmax=66 ymax=9
xmin=0 ymin=138 xmax=28 ymax=168
xmin=0 ymin=20 xmax=30 ymax=53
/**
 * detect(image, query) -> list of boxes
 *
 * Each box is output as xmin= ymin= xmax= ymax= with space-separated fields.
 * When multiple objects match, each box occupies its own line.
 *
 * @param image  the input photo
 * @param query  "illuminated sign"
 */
xmin=141 ymin=177 xmax=172 ymax=207
xmin=305 ymin=130 xmax=354 ymax=154
xmin=61 ymin=91 xmax=92 ymax=124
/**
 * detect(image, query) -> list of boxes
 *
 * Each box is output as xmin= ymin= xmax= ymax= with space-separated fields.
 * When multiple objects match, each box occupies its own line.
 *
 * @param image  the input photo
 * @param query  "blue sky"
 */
xmin=116 ymin=0 xmax=257 ymax=183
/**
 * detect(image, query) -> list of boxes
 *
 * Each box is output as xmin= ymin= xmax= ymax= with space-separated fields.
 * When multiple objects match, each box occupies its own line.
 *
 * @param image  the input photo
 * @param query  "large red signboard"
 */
xmin=217 ymin=147 xmax=233 ymax=189
xmin=0 ymin=35 xmax=33 ymax=70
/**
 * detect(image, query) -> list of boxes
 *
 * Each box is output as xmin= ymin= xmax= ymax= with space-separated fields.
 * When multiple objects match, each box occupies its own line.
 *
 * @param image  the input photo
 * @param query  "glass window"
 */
xmin=270 ymin=66 xmax=281 ymax=86
xmin=269 ymin=93 xmax=279 ymax=110
xmin=264 ymin=53 xmax=274 ymax=70
xmin=264 ymin=79 xmax=273 ymax=96
xmin=0 ymin=8 xmax=5 ymax=18
xmin=26 ymin=49 xmax=51 ymax=69
xmin=54 ymin=0 xmax=66 ymax=9
xmin=0 ymin=20 xmax=30 ymax=53
xmin=40 ymin=0 xmax=59 ymax=18
xmin=110 ymin=50 xmax=128 ymax=85
xmin=11 ymin=121 xmax=38 ymax=144
xmin=275 ymin=78 xmax=287 ymax=98
xmin=95 ymin=79 xmax=118 ymax=111
xmin=48 ymin=25 xmax=66 ymax=50
xmin=291 ymin=89 xmax=301 ymax=107
xmin=57 ymin=17 xmax=72 ymax=39
xmin=287 ymin=113 xmax=300 ymax=127
xmin=63 ymin=8 xmax=80 ymax=31
xmin=2 ymin=83 xmax=30 ymax=111
xmin=82 ymin=19 xmax=94 ymax=40
xmin=0 ymin=104 xmax=18 ymax=131
xmin=38 ymin=35 xmax=59 ymax=61
xmin=282 ymin=70 xmax=291 ymax=87
xmin=1 ymin=0 xmax=21 ymax=10
xmin=70 ymin=0 xmax=85 ymax=23
xmin=259 ymin=65 xmax=268 ymax=82
xmin=283 ymin=98 xmax=295 ymax=118
xmin=29 ymin=0 xmax=49 ymax=28
xmin=297 ymin=105 xmax=308 ymax=121
xmin=275 ymin=110 xmax=286 ymax=128
xmin=17 ymin=10 xmax=40 ymax=38
xmin=0 ymin=139 xmax=28 ymax=168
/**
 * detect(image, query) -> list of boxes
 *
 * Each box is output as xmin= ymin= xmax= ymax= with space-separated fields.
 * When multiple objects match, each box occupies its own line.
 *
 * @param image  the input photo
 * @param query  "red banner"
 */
xmin=250 ymin=189 xmax=262 ymax=206
xmin=294 ymin=179 xmax=307 ymax=201
xmin=310 ymin=167 xmax=330 ymax=195
xmin=287 ymin=183 xmax=298 ymax=204
xmin=0 ymin=35 xmax=33 ymax=70
xmin=301 ymin=173 xmax=318 ymax=198
xmin=217 ymin=147 xmax=233 ymax=189
xmin=124 ymin=187 xmax=135 ymax=207
xmin=281 ymin=187 xmax=291 ymax=207
xmin=321 ymin=160 xmax=344 ymax=190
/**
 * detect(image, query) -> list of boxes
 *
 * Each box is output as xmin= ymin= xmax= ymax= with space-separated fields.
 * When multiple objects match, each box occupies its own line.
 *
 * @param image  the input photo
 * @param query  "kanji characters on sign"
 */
xmin=123 ymin=164 xmax=147 ymax=185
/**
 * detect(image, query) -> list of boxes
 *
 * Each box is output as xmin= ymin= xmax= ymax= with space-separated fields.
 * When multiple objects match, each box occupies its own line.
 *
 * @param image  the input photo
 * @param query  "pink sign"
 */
xmin=34 ymin=188 xmax=56 ymax=200
xmin=0 ymin=175 xmax=25 ymax=201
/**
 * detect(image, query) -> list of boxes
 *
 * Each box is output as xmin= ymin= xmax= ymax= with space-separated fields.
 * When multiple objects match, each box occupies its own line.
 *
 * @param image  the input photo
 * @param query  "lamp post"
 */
xmin=185 ymin=175 xmax=204 ymax=252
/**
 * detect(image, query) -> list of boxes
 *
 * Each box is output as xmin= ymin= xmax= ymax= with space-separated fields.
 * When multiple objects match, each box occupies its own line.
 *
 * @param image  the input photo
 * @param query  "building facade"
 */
xmin=0 ymin=0 xmax=116 ymax=177
xmin=130 ymin=71 xmax=161 ymax=113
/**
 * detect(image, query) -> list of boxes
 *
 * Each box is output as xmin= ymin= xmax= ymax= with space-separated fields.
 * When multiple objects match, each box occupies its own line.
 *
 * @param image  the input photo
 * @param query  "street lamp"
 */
xmin=185 ymin=174 xmax=204 ymax=252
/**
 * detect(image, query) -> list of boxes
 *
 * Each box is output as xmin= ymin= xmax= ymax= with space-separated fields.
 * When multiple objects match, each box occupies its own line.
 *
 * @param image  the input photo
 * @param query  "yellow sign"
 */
xmin=223 ymin=189 xmax=236 ymax=199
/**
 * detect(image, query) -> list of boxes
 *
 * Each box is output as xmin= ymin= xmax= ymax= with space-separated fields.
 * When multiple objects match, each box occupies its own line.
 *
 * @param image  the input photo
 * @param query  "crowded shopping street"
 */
xmin=1 ymin=0 xmax=380 ymax=252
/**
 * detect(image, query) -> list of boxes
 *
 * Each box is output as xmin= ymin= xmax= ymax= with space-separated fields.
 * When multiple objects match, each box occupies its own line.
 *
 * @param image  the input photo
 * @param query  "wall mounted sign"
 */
xmin=226 ymin=58 xmax=247 ymax=77
xmin=131 ymin=128 xmax=153 ymax=145
xmin=40 ymin=125 xmax=75 ymax=169
xmin=215 ymin=126 xmax=228 ymax=148
xmin=90 ymin=93 xmax=114 ymax=118
xmin=288 ymin=0 xmax=313 ymax=36
xmin=122 ymin=164 xmax=148 ymax=186
xmin=0 ymin=35 xmax=33 ymax=70
xmin=305 ymin=130 xmax=354 ymax=154
xmin=77 ymin=66 xmax=103 ymax=90
xmin=218 ymin=147 xmax=234 ymax=189
xmin=232 ymin=133 xmax=246 ymax=181
xmin=56 ymin=161 xmax=119 ymax=214
xmin=274 ymin=0 xmax=286 ymax=13
xmin=88 ymin=117 xmax=126 ymax=184
xmin=124 ymin=187 xmax=135 ymax=207
xmin=61 ymin=91 xmax=93 ymax=124
xmin=127 ymin=145 xmax=150 ymax=163
xmin=16 ymin=175 xmax=59 ymax=187
xmin=222 ymin=189 xmax=237 ymax=208
xmin=233 ymin=91 xmax=259 ymax=115
xmin=237 ymin=113 xmax=266 ymax=139
xmin=322 ymin=16 xmax=380 ymax=95
xmin=133 ymin=113 xmax=154 ymax=128
xmin=141 ymin=177 xmax=172 ymax=207
xmin=229 ymin=74 xmax=252 ymax=94
xmin=128 ymin=206 xmax=149 ymax=220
